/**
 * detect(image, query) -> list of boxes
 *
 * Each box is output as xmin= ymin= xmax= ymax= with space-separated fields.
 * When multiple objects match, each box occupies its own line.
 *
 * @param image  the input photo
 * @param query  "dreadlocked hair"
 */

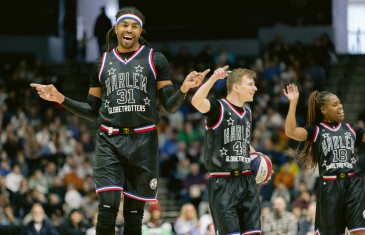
xmin=298 ymin=90 xmax=334 ymax=169
xmin=106 ymin=6 xmax=150 ymax=52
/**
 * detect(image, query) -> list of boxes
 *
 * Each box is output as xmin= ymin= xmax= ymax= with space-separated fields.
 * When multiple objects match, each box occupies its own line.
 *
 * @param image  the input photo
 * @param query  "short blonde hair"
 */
xmin=226 ymin=68 xmax=256 ymax=94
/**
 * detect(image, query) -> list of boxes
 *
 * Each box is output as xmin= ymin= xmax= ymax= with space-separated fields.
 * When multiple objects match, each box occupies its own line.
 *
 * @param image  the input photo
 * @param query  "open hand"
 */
xmin=283 ymin=84 xmax=299 ymax=102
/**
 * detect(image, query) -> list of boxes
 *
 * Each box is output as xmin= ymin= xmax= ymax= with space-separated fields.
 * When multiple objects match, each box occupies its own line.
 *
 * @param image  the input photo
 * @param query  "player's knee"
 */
xmin=95 ymin=205 xmax=118 ymax=234
xmin=123 ymin=209 xmax=144 ymax=235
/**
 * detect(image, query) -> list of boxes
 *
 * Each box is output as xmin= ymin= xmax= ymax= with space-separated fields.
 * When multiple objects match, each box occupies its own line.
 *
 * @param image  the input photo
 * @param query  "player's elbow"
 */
xmin=285 ymin=128 xmax=292 ymax=137
xmin=285 ymin=128 xmax=306 ymax=142
xmin=191 ymin=97 xmax=200 ymax=109
xmin=285 ymin=128 xmax=296 ymax=139
xmin=88 ymin=114 xmax=99 ymax=121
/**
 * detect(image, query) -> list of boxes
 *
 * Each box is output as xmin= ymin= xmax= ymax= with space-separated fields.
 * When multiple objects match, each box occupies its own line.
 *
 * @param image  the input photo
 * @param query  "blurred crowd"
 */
xmin=0 ymin=32 xmax=348 ymax=235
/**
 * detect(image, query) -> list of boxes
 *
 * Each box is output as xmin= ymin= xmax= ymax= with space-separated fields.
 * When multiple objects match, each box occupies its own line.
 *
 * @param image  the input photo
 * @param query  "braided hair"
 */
xmin=298 ymin=90 xmax=334 ymax=169
xmin=106 ymin=6 xmax=150 ymax=52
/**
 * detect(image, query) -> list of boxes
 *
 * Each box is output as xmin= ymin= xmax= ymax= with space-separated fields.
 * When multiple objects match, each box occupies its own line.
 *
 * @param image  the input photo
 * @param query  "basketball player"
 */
xmin=30 ymin=6 xmax=208 ymax=235
xmin=191 ymin=66 xmax=263 ymax=235
xmin=283 ymin=84 xmax=365 ymax=235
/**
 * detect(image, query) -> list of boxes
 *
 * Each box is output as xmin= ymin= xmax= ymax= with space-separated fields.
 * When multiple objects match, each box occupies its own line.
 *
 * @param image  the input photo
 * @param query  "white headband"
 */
xmin=116 ymin=14 xmax=143 ymax=28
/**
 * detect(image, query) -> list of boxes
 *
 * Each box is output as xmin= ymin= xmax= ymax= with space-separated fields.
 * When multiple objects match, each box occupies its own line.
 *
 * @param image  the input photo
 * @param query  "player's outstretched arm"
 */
xmin=157 ymin=69 xmax=210 ymax=114
xmin=283 ymin=84 xmax=307 ymax=141
xmin=30 ymin=83 xmax=101 ymax=121
xmin=191 ymin=65 xmax=229 ymax=114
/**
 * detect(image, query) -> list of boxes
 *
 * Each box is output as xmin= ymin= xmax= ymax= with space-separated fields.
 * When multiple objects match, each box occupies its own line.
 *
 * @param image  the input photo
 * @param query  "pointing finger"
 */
xmin=30 ymin=83 xmax=41 ymax=88
xmin=222 ymin=65 xmax=229 ymax=71
xmin=201 ymin=69 xmax=210 ymax=76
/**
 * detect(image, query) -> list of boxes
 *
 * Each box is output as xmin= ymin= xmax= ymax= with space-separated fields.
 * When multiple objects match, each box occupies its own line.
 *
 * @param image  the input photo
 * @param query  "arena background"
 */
xmin=0 ymin=0 xmax=354 ymax=63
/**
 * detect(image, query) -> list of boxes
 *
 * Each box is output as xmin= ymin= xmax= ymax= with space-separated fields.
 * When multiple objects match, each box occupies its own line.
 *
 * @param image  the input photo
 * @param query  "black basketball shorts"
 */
xmin=93 ymin=129 xmax=159 ymax=202
xmin=208 ymin=173 xmax=262 ymax=234
xmin=315 ymin=175 xmax=365 ymax=234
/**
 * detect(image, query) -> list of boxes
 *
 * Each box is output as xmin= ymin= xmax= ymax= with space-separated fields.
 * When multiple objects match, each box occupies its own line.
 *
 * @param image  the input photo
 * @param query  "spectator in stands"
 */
xmin=0 ymin=158 xmax=11 ymax=177
xmin=58 ymin=208 xmax=90 ymax=235
xmin=86 ymin=212 xmax=98 ymax=235
xmin=2 ymin=123 xmax=23 ymax=160
xmin=43 ymin=192 xmax=64 ymax=227
xmin=198 ymin=208 xmax=213 ymax=235
xmin=291 ymin=181 xmax=311 ymax=210
xmin=273 ymin=162 xmax=295 ymax=197
xmin=21 ymin=203 xmax=58 ymax=235
xmin=63 ymin=183 xmax=83 ymax=214
xmin=28 ymin=169 xmax=48 ymax=195
xmin=270 ymin=182 xmax=291 ymax=206
xmin=11 ymin=178 xmax=30 ymax=218
xmin=80 ymin=191 xmax=98 ymax=222
xmin=78 ymin=31 xmax=89 ymax=62
xmin=5 ymin=164 xmax=24 ymax=193
xmin=48 ymin=176 xmax=66 ymax=206
xmin=63 ymin=165 xmax=84 ymax=192
xmin=93 ymin=7 xmax=112 ymax=57
xmin=142 ymin=202 xmax=173 ymax=235
xmin=178 ymin=120 xmax=201 ymax=147
xmin=181 ymin=162 xmax=207 ymax=213
xmin=160 ymin=127 xmax=180 ymax=177
xmin=43 ymin=161 xmax=58 ymax=188
xmin=0 ymin=202 xmax=20 ymax=232
xmin=262 ymin=196 xmax=298 ymax=235
xmin=13 ymin=151 xmax=29 ymax=179
xmin=174 ymin=203 xmax=200 ymax=235
xmin=298 ymin=201 xmax=316 ymax=235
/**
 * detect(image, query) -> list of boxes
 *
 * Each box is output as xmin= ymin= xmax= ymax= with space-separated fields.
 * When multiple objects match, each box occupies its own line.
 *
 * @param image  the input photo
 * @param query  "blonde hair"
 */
xmin=179 ymin=203 xmax=198 ymax=221
xmin=226 ymin=68 xmax=256 ymax=94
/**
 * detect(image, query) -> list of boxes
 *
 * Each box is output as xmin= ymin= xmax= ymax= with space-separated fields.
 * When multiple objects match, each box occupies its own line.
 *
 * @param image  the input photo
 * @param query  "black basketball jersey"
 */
xmin=204 ymin=99 xmax=252 ymax=172
xmin=311 ymin=122 xmax=362 ymax=176
xmin=97 ymin=45 xmax=158 ymax=127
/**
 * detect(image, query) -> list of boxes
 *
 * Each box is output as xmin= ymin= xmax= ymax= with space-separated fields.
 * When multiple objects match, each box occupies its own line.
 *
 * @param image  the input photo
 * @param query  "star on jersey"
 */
xmin=227 ymin=117 xmax=234 ymax=125
xmin=322 ymin=133 xmax=329 ymax=138
xmin=246 ymin=121 xmax=251 ymax=128
xmin=135 ymin=65 xmax=144 ymax=72
xmin=104 ymin=100 xmax=110 ymax=108
xmin=108 ymin=67 xmax=116 ymax=75
xmin=345 ymin=132 xmax=351 ymax=137
xmin=322 ymin=160 xmax=327 ymax=167
xmin=220 ymin=148 xmax=228 ymax=156
xmin=351 ymin=157 xmax=357 ymax=164
xmin=143 ymin=97 xmax=151 ymax=105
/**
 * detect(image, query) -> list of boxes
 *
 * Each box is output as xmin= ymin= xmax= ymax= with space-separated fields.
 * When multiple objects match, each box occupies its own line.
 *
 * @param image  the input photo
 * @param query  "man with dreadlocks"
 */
xmin=30 ymin=6 xmax=209 ymax=235
xmin=283 ymin=84 xmax=365 ymax=235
